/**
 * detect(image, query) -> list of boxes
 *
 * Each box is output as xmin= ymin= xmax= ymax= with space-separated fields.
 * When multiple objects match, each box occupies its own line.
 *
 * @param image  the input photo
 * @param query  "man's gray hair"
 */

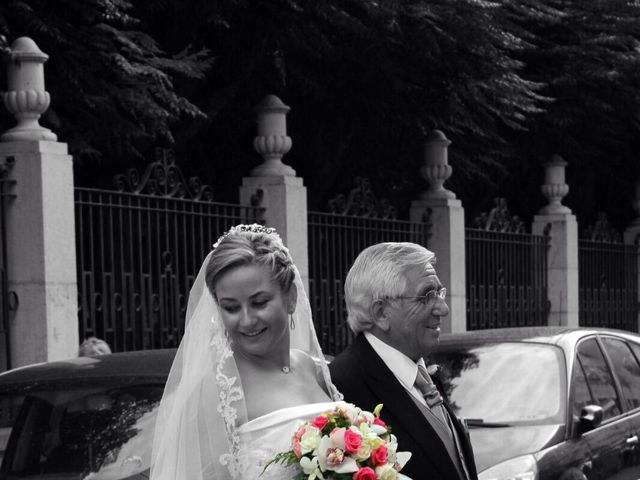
xmin=344 ymin=242 xmax=436 ymax=334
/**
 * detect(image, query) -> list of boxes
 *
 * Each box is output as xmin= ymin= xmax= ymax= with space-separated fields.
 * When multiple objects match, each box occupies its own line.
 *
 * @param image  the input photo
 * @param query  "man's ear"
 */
xmin=287 ymin=283 xmax=298 ymax=313
xmin=370 ymin=299 xmax=391 ymax=332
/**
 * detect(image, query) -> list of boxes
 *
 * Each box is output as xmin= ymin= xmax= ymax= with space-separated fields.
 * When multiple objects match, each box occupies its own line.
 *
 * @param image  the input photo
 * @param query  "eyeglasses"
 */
xmin=392 ymin=287 xmax=447 ymax=306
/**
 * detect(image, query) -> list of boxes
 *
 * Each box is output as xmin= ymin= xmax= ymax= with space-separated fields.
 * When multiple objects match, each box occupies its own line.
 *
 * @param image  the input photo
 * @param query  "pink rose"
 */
xmin=292 ymin=424 xmax=306 ymax=457
xmin=312 ymin=414 xmax=329 ymax=430
xmin=373 ymin=417 xmax=387 ymax=428
xmin=343 ymin=429 xmax=362 ymax=453
xmin=353 ymin=466 xmax=376 ymax=480
xmin=293 ymin=424 xmax=306 ymax=440
xmin=371 ymin=444 xmax=388 ymax=466
xmin=292 ymin=436 xmax=301 ymax=457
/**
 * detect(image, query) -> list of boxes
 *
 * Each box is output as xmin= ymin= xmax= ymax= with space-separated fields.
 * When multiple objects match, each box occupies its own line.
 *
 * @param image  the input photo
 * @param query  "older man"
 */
xmin=330 ymin=242 xmax=478 ymax=480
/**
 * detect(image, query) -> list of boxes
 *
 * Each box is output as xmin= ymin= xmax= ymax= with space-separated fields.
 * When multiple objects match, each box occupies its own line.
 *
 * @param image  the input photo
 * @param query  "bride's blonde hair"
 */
xmin=205 ymin=228 xmax=296 ymax=299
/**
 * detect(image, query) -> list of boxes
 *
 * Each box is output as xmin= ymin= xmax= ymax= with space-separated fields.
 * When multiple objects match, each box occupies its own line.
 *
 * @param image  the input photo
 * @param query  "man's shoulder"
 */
xmin=329 ymin=344 xmax=357 ymax=369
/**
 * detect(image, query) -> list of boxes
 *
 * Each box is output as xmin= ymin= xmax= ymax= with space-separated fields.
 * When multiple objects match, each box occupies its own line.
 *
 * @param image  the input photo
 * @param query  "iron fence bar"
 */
xmin=465 ymin=228 xmax=549 ymax=330
xmin=75 ymin=187 xmax=264 ymax=352
xmin=0 ymin=175 xmax=13 ymax=370
xmin=578 ymin=239 xmax=638 ymax=332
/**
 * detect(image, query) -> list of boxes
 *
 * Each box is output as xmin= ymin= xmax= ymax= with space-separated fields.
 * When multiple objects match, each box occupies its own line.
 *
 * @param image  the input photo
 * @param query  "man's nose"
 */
xmin=431 ymin=296 xmax=449 ymax=316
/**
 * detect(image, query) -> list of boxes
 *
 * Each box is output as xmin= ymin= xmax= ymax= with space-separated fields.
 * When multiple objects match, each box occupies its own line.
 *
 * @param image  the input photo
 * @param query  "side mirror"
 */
xmin=578 ymin=405 xmax=603 ymax=435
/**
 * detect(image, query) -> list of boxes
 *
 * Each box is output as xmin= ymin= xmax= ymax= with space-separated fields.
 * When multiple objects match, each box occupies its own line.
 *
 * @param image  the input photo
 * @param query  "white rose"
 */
xmin=300 ymin=426 xmax=322 ymax=454
xmin=376 ymin=464 xmax=398 ymax=480
xmin=353 ymin=441 xmax=373 ymax=461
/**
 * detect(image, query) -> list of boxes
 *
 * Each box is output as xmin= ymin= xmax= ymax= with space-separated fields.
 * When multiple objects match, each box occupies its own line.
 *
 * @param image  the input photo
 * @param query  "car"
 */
xmin=2 ymin=326 xmax=640 ymax=480
xmin=428 ymin=326 xmax=640 ymax=480
xmin=0 ymin=349 xmax=175 ymax=479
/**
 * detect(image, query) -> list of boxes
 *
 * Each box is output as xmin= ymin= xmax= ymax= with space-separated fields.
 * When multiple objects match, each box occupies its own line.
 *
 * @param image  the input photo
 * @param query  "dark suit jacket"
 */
xmin=329 ymin=333 xmax=478 ymax=480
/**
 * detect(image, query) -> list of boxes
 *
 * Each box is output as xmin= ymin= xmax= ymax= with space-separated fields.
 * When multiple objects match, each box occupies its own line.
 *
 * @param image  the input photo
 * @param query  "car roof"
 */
xmin=437 ymin=326 xmax=640 ymax=350
xmin=0 ymin=349 xmax=176 ymax=392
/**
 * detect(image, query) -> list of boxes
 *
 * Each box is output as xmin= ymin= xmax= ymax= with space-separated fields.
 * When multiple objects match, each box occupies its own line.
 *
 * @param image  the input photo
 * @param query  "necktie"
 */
xmin=415 ymin=365 xmax=471 ymax=480
xmin=415 ymin=364 xmax=448 ymax=426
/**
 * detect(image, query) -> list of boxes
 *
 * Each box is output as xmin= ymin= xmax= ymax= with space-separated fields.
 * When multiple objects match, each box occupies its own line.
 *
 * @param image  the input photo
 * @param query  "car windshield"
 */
xmin=431 ymin=342 xmax=566 ymax=425
xmin=0 ymin=384 xmax=163 ymax=479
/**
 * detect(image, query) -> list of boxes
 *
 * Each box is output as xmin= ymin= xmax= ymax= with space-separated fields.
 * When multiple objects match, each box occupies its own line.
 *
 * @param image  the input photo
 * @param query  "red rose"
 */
xmin=343 ymin=428 xmax=362 ymax=453
xmin=373 ymin=417 xmax=387 ymax=428
xmin=353 ymin=466 xmax=376 ymax=480
xmin=371 ymin=444 xmax=388 ymax=466
xmin=312 ymin=414 xmax=329 ymax=430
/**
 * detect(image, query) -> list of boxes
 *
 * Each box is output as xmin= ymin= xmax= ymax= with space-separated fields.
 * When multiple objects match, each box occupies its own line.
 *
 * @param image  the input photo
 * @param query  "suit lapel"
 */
xmin=350 ymin=335 xmax=464 ymax=479
xmin=443 ymin=400 xmax=478 ymax=480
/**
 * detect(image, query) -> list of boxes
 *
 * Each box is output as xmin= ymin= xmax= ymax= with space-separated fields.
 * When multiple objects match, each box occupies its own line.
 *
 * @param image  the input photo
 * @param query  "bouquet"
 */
xmin=265 ymin=402 xmax=411 ymax=480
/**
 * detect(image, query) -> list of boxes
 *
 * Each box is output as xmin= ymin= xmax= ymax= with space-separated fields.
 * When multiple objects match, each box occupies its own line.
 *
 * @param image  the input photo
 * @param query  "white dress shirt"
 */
xmin=364 ymin=332 xmax=429 ymax=407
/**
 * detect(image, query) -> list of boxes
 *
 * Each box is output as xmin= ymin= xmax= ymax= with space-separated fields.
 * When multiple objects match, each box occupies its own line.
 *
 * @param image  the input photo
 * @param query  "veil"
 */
xmin=150 ymin=234 xmax=341 ymax=479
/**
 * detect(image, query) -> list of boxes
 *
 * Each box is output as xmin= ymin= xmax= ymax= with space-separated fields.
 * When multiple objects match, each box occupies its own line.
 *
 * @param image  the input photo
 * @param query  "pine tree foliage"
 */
xmin=503 ymin=0 xmax=640 ymax=227
xmin=140 ymin=0 xmax=546 ymax=206
xmin=0 ymin=0 xmax=212 ymax=164
xmin=1 ymin=0 xmax=639 ymax=227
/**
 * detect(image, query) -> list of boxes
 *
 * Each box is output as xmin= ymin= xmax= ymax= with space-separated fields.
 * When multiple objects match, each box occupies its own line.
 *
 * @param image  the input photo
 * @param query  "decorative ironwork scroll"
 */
xmin=113 ymin=147 xmax=214 ymax=201
xmin=474 ymin=198 xmax=525 ymax=233
xmin=582 ymin=212 xmax=622 ymax=243
xmin=327 ymin=177 xmax=397 ymax=219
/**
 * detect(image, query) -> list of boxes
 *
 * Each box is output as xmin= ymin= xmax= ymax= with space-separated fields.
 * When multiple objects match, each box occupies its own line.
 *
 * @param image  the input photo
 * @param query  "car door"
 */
xmin=574 ymin=337 xmax=629 ymax=480
xmin=598 ymin=335 xmax=640 ymax=478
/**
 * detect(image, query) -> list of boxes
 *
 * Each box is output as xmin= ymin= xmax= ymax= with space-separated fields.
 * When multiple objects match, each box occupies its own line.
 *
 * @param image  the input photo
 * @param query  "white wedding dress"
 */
xmin=151 ymin=231 xmax=406 ymax=479
xmin=238 ymin=401 xmax=413 ymax=480
xmin=238 ymin=401 xmax=338 ymax=479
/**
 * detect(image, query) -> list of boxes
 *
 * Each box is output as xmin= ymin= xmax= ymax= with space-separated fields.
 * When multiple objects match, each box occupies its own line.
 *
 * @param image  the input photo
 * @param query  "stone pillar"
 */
xmin=0 ymin=37 xmax=78 ymax=367
xmin=623 ymin=179 xmax=640 ymax=331
xmin=410 ymin=130 xmax=466 ymax=333
xmin=239 ymin=95 xmax=309 ymax=291
xmin=532 ymin=155 xmax=579 ymax=327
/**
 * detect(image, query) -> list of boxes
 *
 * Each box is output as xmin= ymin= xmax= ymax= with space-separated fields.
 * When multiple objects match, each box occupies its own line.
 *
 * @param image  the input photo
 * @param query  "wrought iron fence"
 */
xmin=579 ymin=239 xmax=639 ymax=332
xmin=308 ymin=206 xmax=430 ymax=356
xmin=0 ymin=157 xmax=16 ymax=371
xmin=465 ymin=201 xmax=549 ymax=330
xmin=75 ymin=149 xmax=263 ymax=352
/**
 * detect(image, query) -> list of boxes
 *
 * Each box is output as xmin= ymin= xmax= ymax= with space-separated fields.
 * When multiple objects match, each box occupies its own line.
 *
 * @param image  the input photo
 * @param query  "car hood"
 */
xmin=469 ymin=424 xmax=564 ymax=473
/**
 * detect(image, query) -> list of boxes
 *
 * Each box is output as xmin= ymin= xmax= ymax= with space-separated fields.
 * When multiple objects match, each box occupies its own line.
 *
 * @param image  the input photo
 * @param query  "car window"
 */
xmin=2 ymin=384 xmax=163 ymax=479
xmin=0 ymin=395 xmax=24 ymax=465
xmin=577 ymin=338 xmax=621 ymax=421
xmin=630 ymin=342 xmax=640 ymax=370
xmin=571 ymin=356 xmax=594 ymax=420
xmin=432 ymin=342 xmax=565 ymax=425
xmin=601 ymin=337 xmax=640 ymax=411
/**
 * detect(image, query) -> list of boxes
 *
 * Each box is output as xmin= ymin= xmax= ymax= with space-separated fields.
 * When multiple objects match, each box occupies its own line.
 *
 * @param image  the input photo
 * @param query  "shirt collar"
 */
xmin=363 ymin=331 xmax=425 ymax=390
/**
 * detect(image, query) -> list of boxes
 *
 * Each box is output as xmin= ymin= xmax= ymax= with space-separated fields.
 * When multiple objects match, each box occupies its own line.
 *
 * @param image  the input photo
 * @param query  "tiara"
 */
xmin=212 ymin=223 xmax=279 ymax=250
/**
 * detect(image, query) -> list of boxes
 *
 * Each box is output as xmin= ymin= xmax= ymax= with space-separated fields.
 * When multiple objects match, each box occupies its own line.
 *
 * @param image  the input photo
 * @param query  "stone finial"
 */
xmin=539 ymin=154 xmax=571 ymax=214
xmin=418 ymin=129 xmax=456 ymax=199
xmin=1 ymin=37 xmax=57 ymax=142
xmin=250 ymin=94 xmax=294 ymax=176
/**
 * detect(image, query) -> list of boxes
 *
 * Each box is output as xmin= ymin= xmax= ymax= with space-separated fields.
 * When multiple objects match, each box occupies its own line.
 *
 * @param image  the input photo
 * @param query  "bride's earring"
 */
xmin=290 ymin=314 xmax=295 ymax=330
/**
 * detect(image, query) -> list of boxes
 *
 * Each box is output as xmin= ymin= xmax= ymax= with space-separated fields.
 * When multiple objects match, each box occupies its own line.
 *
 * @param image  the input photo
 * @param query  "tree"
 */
xmin=2 ymin=0 xmax=639 ymax=231
xmin=501 ymin=0 xmax=640 ymax=230
xmin=135 ymin=0 xmax=545 ymax=212
xmin=0 ymin=0 xmax=212 ymax=182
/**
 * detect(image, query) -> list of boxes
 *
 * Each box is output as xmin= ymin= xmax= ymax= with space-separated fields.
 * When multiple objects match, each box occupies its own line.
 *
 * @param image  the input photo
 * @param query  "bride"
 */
xmin=150 ymin=224 xmax=343 ymax=479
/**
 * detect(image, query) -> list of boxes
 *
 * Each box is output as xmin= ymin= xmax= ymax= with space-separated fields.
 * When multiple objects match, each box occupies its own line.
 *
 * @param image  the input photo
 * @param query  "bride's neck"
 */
xmin=234 ymin=348 xmax=290 ymax=373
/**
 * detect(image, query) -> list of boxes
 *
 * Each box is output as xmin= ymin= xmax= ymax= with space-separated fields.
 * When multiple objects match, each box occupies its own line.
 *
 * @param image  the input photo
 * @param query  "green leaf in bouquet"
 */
xmin=262 ymin=450 xmax=299 ymax=476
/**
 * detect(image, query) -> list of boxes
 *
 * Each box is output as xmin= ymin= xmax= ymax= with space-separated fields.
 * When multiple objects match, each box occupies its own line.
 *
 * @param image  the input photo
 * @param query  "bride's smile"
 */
xmin=151 ymin=225 xmax=340 ymax=480
xmin=215 ymin=263 xmax=294 ymax=362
